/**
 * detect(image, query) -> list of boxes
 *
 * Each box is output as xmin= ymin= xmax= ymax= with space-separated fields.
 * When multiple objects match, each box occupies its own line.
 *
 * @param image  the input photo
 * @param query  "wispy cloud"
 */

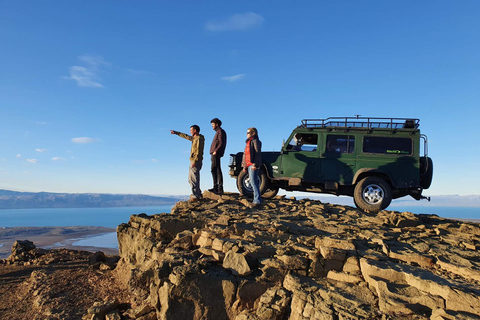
xmin=126 ymin=69 xmax=156 ymax=76
xmin=206 ymin=12 xmax=265 ymax=32
xmin=16 ymin=154 xmax=22 ymax=158
xmin=26 ymin=159 xmax=38 ymax=164
xmin=222 ymin=74 xmax=245 ymax=82
xmin=64 ymin=55 xmax=110 ymax=88
xmin=52 ymin=157 xmax=65 ymax=161
xmin=35 ymin=148 xmax=47 ymax=153
xmin=72 ymin=137 xmax=99 ymax=144
xmin=78 ymin=55 xmax=110 ymax=68
xmin=67 ymin=66 xmax=104 ymax=88
xmin=151 ymin=159 xmax=159 ymax=162
xmin=36 ymin=121 xmax=47 ymax=125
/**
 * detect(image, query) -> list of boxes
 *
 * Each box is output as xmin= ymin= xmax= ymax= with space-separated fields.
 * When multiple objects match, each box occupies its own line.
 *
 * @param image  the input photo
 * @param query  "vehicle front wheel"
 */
xmin=237 ymin=169 xmax=268 ymax=198
xmin=354 ymin=177 xmax=392 ymax=213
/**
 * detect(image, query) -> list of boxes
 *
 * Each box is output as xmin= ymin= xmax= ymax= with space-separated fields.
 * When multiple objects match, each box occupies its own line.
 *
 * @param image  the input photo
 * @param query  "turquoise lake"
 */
xmin=0 ymin=205 xmax=175 ymax=250
xmin=388 ymin=205 xmax=480 ymax=220
xmin=0 ymin=205 xmax=174 ymax=228
xmin=0 ymin=204 xmax=479 ymax=229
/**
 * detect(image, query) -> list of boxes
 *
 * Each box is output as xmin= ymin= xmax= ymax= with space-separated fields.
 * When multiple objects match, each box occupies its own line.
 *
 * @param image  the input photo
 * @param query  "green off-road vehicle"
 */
xmin=229 ymin=117 xmax=433 ymax=213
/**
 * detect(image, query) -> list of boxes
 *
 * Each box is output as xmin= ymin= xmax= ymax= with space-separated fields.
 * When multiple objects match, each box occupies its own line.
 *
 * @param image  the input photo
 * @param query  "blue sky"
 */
xmin=1 ymin=1 xmax=479 ymax=197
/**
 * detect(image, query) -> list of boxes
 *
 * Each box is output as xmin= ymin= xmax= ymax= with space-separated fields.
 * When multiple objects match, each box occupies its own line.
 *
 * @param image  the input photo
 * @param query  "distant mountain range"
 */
xmin=0 ymin=190 xmax=183 ymax=209
xmin=1 ymin=189 xmax=479 ymax=210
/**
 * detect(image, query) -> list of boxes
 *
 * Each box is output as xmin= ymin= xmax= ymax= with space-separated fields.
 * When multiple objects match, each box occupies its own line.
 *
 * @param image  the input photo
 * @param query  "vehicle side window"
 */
xmin=363 ymin=137 xmax=412 ymax=155
xmin=287 ymin=133 xmax=318 ymax=151
xmin=326 ymin=135 xmax=355 ymax=153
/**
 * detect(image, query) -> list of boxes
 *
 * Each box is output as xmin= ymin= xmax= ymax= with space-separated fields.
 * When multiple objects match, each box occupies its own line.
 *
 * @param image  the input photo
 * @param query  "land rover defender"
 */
xmin=229 ymin=117 xmax=433 ymax=213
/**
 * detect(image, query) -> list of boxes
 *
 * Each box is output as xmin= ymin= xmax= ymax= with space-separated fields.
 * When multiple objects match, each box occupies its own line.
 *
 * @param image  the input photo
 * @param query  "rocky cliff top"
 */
xmin=2 ymin=192 xmax=480 ymax=320
xmin=115 ymin=192 xmax=480 ymax=320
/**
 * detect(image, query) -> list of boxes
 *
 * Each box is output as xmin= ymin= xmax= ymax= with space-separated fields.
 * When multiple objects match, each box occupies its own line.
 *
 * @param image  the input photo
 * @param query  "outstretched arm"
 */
xmin=170 ymin=130 xmax=193 ymax=141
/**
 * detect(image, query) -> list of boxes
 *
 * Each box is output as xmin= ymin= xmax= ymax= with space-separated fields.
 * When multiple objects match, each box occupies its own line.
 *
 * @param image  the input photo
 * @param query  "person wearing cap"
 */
xmin=209 ymin=118 xmax=227 ymax=194
xmin=242 ymin=127 xmax=262 ymax=207
xmin=170 ymin=125 xmax=205 ymax=201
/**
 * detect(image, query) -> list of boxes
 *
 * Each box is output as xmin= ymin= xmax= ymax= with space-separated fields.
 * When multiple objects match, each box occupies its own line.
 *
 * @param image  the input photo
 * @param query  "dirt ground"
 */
xmin=0 ymin=249 xmax=130 ymax=320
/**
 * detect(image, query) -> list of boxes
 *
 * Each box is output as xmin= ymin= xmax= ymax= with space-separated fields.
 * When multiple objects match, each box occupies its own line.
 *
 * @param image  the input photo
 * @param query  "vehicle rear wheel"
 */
xmin=237 ymin=169 xmax=268 ymax=198
xmin=354 ymin=177 xmax=392 ymax=213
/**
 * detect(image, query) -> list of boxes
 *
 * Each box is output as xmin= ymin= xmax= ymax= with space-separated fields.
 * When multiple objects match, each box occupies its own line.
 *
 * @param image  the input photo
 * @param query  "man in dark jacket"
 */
xmin=209 ymin=118 xmax=227 ymax=194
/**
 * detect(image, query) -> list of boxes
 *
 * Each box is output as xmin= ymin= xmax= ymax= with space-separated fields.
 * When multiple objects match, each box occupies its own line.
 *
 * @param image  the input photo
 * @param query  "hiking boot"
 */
xmin=208 ymin=188 xmax=218 ymax=194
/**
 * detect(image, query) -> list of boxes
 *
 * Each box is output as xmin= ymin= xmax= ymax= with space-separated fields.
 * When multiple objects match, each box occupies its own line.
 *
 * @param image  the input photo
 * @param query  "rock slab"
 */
xmin=115 ymin=192 xmax=480 ymax=319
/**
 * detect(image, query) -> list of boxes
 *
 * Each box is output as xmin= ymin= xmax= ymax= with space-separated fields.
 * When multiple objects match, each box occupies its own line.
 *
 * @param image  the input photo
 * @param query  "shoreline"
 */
xmin=0 ymin=226 xmax=118 ymax=258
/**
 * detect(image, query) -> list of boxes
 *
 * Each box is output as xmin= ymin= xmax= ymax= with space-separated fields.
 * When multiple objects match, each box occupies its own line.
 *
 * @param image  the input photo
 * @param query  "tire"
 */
xmin=237 ymin=169 xmax=268 ymax=198
xmin=419 ymin=157 xmax=433 ymax=189
xmin=354 ymin=177 xmax=392 ymax=213
xmin=262 ymin=187 xmax=279 ymax=199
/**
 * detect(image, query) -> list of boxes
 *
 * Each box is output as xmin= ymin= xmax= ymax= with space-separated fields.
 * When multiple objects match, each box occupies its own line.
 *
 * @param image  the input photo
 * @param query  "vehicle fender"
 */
xmin=262 ymin=163 xmax=275 ymax=180
xmin=353 ymin=168 xmax=393 ymax=186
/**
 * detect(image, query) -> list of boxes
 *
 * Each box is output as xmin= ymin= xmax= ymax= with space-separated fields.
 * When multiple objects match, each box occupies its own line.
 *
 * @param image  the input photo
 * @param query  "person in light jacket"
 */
xmin=170 ymin=125 xmax=205 ymax=202
xmin=241 ymin=127 xmax=262 ymax=206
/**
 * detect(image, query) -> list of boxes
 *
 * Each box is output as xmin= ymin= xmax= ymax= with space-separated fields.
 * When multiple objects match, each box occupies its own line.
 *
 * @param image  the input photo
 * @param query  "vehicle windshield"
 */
xmin=286 ymin=133 xmax=318 ymax=151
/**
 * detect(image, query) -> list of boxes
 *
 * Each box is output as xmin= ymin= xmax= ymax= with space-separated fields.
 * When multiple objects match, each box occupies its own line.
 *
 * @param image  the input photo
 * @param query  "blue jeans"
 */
xmin=248 ymin=166 xmax=261 ymax=204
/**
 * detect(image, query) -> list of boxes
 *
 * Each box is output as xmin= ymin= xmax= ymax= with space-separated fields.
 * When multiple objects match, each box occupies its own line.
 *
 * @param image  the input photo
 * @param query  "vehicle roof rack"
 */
xmin=300 ymin=117 xmax=420 ymax=130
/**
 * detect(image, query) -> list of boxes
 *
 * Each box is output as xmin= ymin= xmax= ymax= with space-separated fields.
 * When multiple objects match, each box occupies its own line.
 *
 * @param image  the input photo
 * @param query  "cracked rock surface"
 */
xmin=115 ymin=192 xmax=480 ymax=320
